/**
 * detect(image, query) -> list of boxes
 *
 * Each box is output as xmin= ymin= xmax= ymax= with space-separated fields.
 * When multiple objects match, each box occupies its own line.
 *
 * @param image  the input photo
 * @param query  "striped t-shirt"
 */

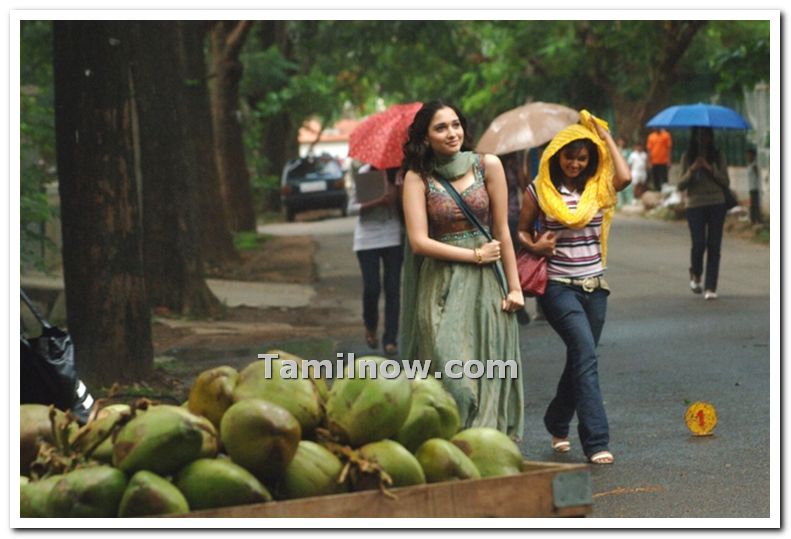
xmin=527 ymin=182 xmax=604 ymax=279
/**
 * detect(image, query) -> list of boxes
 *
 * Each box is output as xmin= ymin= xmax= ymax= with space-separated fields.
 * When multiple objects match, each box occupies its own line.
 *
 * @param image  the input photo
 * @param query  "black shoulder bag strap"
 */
xmin=435 ymin=161 xmax=508 ymax=296
xmin=21 ymin=288 xmax=52 ymax=330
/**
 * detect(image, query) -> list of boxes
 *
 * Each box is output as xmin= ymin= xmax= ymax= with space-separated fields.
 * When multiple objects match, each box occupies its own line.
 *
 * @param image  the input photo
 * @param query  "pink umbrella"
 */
xmin=476 ymin=102 xmax=580 ymax=155
xmin=348 ymin=102 xmax=422 ymax=169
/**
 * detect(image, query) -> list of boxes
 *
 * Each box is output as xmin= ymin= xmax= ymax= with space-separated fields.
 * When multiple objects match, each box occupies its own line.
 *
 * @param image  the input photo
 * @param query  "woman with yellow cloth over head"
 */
xmin=517 ymin=111 xmax=631 ymax=465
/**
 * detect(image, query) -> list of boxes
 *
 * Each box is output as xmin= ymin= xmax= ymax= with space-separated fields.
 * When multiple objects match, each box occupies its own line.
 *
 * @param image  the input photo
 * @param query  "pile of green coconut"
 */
xmin=20 ymin=352 xmax=524 ymax=518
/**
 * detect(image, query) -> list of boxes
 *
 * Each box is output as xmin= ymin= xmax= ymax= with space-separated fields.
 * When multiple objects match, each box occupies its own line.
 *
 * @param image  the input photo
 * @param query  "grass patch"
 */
xmin=233 ymin=231 xmax=272 ymax=251
xmin=754 ymin=226 xmax=770 ymax=244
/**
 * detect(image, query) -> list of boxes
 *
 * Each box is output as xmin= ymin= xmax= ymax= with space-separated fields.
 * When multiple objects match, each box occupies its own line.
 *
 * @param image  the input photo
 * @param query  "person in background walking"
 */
xmin=627 ymin=141 xmax=649 ymax=200
xmin=348 ymin=165 xmax=404 ymax=355
xmin=517 ymin=111 xmax=631 ymax=465
xmin=746 ymin=147 xmax=763 ymax=225
xmin=400 ymin=99 xmax=524 ymax=437
xmin=615 ymin=137 xmax=634 ymax=207
xmin=646 ymin=127 xmax=672 ymax=191
xmin=502 ymin=151 xmax=531 ymax=325
xmin=676 ymin=127 xmax=730 ymax=300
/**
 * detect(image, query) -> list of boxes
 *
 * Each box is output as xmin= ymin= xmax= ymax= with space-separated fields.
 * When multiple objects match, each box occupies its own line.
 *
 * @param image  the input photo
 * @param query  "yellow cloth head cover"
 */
xmin=535 ymin=109 xmax=617 ymax=265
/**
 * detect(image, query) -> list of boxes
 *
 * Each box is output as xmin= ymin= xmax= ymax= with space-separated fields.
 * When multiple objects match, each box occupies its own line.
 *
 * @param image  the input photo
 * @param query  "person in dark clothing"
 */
xmin=676 ymin=127 xmax=730 ymax=300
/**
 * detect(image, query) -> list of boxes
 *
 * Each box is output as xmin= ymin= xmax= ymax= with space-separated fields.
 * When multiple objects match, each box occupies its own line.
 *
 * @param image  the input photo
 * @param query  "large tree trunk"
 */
xmin=632 ymin=21 xmax=708 ymax=140
xmin=257 ymin=21 xmax=299 ymax=186
xmin=176 ymin=21 xmax=238 ymax=268
xmin=584 ymin=21 xmax=707 ymax=144
xmin=131 ymin=21 xmax=221 ymax=317
xmin=53 ymin=21 xmax=153 ymax=386
xmin=209 ymin=20 xmax=256 ymax=232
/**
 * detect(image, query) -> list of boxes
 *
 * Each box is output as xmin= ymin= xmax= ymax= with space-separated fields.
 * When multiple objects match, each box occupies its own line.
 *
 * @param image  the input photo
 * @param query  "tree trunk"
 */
xmin=130 ymin=21 xmax=222 ymax=317
xmin=257 ymin=21 xmax=299 ymax=185
xmin=209 ymin=20 xmax=256 ymax=232
xmin=585 ymin=21 xmax=707 ymax=144
xmin=634 ymin=21 xmax=708 ymax=139
xmin=53 ymin=21 xmax=153 ymax=386
xmin=176 ymin=21 xmax=239 ymax=268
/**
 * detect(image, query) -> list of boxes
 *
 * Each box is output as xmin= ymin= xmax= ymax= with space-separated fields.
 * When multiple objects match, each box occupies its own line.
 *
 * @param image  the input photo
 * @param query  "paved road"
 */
xmin=260 ymin=212 xmax=774 ymax=519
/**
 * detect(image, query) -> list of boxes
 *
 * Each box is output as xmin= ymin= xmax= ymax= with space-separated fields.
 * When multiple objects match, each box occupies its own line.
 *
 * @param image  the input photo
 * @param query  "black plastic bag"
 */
xmin=20 ymin=289 xmax=94 ymax=424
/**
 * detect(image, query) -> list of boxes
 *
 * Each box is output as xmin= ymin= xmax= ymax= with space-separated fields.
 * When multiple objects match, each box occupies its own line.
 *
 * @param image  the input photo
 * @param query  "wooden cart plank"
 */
xmin=167 ymin=461 xmax=591 ymax=518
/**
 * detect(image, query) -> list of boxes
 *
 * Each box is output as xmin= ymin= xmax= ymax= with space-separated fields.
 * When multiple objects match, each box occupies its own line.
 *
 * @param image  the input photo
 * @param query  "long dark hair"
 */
xmin=548 ymin=138 xmax=599 ymax=192
xmin=686 ymin=126 xmax=719 ymax=164
xmin=400 ymin=99 xmax=474 ymax=179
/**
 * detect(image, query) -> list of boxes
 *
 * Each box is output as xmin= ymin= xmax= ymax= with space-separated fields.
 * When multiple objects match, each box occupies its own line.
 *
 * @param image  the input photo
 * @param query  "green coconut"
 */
xmin=269 ymin=349 xmax=330 ymax=402
xmin=220 ymin=398 xmax=301 ymax=480
xmin=166 ymin=405 xmax=220 ymax=458
xmin=20 ymin=474 xmax=62 ymax=518
xmin=395 ymin=376 xmax=460 ymax=452
xmin=281 ymin=441 xmax=348 ymax=499
xmin=187 ymin=365 xmax=239 ymax=431
xmin=174 ymin=458 xmax=272 ymax=511
xmin=233 ymin=358 xmax=323 ymax=432
xmin=112 ymin=405 xmax=217 ymax=476
xmin=45 ymin=466 xmax=127 ymax=518
xmin=70 ymin=403 xmax=131 ymax=463
xmin=415 ymin=438 xmax=481 ymax=483
xmin=357 ymin=439 xmax=426 ymax=488
xmin=20 ymin=404 xmax=72 ymax=476
xmin=117 ymin=470 xmax=190 ymax=517
xmin=326 ymin=356 xmax=413 ymax=446
xmin=450 ymin=428 xmax=523 ymax=478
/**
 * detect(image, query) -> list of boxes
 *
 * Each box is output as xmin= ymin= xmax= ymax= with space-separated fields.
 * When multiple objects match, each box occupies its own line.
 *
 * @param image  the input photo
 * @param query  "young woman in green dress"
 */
xmin=399 ymin=100 xmax=525 ymax=438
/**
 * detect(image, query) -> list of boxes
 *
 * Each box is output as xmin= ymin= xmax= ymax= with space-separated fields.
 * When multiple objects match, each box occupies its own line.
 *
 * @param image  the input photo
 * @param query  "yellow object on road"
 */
xmin=685 ymin=401 xmax=718 ymax=436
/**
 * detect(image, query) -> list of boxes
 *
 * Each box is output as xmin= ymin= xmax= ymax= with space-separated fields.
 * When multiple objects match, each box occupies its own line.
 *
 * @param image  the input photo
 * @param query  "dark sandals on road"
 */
xmin=384 ymin=343 xmax=398 ymax=356
xmin=365 ymin=329 xmax=378 ymax=349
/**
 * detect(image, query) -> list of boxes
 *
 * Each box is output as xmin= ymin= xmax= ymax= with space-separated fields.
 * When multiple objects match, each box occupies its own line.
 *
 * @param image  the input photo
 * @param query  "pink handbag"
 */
xmin=517 ymin=208 xmax=548 ymax=297
xmin=516 ymin=249 xmax=547 ymax=297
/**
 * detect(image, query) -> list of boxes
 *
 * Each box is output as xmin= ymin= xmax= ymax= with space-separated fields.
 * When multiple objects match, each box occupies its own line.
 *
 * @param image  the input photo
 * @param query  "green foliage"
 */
xmin=232 ymin=19 xmax=769 ymax=211
xmin=709 ymin=21 xmax=770 ymax=98
xmin=20 ymin=21 xmax=58 ymax=272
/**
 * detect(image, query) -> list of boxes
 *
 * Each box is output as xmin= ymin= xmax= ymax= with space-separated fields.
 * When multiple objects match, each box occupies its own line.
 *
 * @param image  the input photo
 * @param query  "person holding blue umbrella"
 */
xmin=676 ymin=126 xmax=731 ymax=300
xmin=647 ymin=103 xmax=750 ymax=300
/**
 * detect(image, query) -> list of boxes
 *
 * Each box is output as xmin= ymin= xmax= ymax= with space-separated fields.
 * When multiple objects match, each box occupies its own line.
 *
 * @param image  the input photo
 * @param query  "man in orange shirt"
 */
xmin=646 ymin=128 xmax=672 ymax=190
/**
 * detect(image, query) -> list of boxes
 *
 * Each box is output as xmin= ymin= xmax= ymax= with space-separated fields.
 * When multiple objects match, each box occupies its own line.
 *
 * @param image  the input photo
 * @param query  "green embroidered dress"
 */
xmin=401 ymin=156 xmax=524 ymax=438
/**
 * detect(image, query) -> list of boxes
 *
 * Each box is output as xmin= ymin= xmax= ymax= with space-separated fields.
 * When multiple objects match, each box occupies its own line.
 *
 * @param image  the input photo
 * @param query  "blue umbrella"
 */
xmin=646 ymin=103 xmax=751 ymax=130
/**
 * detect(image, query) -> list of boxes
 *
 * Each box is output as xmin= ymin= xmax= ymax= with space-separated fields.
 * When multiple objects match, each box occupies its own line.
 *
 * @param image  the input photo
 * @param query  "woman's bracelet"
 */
xmin=474 ymin=248 xmax=483 ymax=265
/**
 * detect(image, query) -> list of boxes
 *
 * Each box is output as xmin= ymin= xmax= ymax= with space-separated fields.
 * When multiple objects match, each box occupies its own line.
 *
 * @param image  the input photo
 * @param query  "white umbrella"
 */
xmin=476 ymin=102 xmax=579 ymax=155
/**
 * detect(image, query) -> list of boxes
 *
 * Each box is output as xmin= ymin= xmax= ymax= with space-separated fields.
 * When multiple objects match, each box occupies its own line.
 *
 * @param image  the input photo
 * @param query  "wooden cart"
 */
xmin=169 ymin=461 xmax=592 ymax=518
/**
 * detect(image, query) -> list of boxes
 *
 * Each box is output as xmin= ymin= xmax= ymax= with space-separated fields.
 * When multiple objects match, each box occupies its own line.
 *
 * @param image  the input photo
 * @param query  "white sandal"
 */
xmin=551 ymin=437 xmax=571 ymax=453
xmin=589 ymin=450 xmax=614 ymax=465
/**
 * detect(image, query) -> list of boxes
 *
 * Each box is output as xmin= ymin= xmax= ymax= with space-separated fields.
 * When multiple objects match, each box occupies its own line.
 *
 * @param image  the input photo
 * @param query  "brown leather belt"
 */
xmin=548 ymin=275 xmax=609 ymax=292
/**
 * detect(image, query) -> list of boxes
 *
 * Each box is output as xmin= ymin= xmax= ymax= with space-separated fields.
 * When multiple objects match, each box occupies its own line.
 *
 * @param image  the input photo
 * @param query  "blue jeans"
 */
xmin=356 ymin=245 xmax=403 ymax=346
xmin=685 ymin=203 xmax=727 ymax=292
xmin=539 ymin=282 xmax=609 ymax=457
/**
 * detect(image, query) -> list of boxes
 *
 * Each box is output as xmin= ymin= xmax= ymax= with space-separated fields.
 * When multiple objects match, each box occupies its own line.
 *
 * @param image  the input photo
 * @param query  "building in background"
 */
xmin=298 ymin=118 xmax=361 ymax=161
